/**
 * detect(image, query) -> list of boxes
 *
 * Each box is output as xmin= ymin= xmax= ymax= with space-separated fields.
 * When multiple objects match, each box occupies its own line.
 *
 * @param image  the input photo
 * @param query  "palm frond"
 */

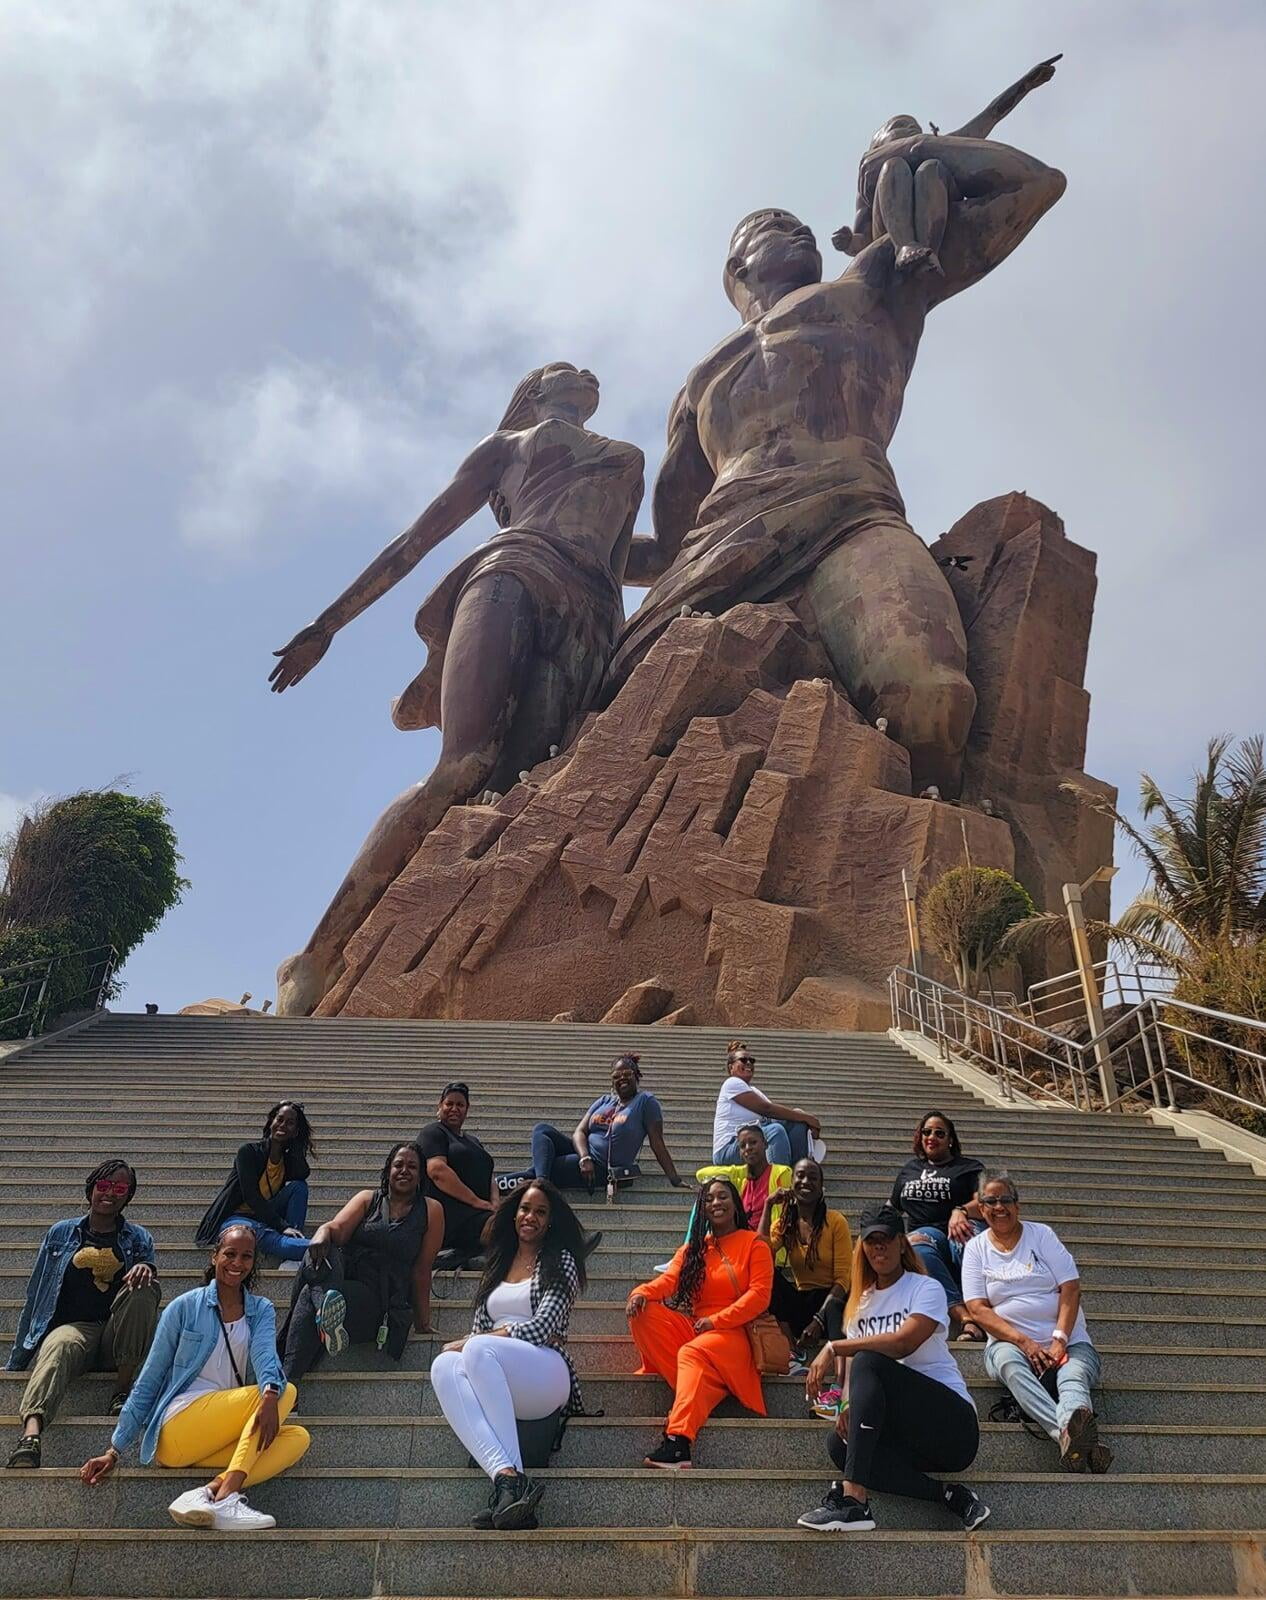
xmin=1060 ymin=781 xmax=1183 ymax=902
xmin=1218 ymin=735 xmax=1266 ymax=935
xmin=996 ymin=910 xmax=1072 ymax=961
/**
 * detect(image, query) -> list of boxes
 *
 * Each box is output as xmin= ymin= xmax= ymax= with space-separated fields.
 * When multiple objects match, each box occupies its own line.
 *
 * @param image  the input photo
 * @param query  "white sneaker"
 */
xmin=209 ymin=1491 xmax=277 ymax=1532
xmin=276 ymin=1259 xmax=301 ymax=1275
xmin=168 ymin=1484 xmax=216 ymax=1527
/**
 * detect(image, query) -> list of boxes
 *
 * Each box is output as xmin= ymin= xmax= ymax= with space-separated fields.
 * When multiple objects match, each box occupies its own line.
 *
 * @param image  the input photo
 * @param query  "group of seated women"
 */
xmin=4 ymin=1048 xmax=1110 ymax=1537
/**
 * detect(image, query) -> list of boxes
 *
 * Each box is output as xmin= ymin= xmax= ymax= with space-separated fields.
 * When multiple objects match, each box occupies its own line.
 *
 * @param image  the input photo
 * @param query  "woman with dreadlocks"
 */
xmin=5 ymin=1160 xmax=159 ymax=1469
xmin=626 ymin=1176 xmax=773 ymax=1469
xmin=279 ymin=1142 xmax=443 ymax=1382
xmin=760 ymin=1158 xmax=853 ymax=1367
xmin=195 ymin=1101 xmax=317 ymax=1265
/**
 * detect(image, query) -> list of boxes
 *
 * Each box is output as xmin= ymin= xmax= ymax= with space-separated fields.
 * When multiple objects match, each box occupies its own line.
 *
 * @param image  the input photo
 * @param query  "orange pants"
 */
xmin=629 ymin=1301 xmax=762 ymax=1440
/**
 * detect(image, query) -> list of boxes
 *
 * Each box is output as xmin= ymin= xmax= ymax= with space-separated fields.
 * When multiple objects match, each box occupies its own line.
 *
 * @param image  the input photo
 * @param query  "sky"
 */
xmin=3 ymin=1 xmax=1264 ymax=1012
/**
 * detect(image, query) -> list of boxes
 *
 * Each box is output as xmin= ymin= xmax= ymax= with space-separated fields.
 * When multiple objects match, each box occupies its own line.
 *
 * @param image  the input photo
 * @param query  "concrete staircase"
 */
xmin=2 ymin=1013 xmax=1264 ymax=1599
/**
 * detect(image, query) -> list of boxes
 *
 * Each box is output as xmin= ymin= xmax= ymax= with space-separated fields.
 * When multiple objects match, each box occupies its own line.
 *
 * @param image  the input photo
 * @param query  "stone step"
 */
xmin=4 ymin=1466 xmax=1264 ymax=1533
xmin=18 ymin=1415 xmax=1266 ymax=1474
xmin=2 ymin=1525 xmax=1260 ymax=1598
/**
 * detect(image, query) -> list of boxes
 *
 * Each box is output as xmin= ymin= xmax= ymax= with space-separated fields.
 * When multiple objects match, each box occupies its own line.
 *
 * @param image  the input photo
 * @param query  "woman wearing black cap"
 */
xmin=418 ymin=1083 xmax=495 ymax=1256
xmin=796 ymin=1202 xmax=989 ymax=1534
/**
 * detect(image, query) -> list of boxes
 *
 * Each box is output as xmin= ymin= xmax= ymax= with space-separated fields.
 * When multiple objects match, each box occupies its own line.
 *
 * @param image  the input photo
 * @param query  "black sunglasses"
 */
xmin=922 ymin=1128 xmax=949 ymax=1140
xmin=731 ymin=1055 xmax=756 ymax=1066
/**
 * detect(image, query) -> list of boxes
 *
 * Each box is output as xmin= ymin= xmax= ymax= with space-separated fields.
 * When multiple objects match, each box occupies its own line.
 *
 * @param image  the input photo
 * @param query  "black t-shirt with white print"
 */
xmin=889 ymin=1155 xmax=984 ymax=1231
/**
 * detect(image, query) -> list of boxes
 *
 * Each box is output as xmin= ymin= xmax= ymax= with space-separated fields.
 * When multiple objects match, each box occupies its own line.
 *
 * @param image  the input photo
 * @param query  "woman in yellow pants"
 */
xmin=82 ymin=1224 xmax=310 ymax=1530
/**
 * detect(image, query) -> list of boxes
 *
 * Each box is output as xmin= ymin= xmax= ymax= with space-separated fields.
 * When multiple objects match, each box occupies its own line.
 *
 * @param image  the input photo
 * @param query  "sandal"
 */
xmin=5 ymin=1436 xmax=41 ymax=1469
xmin=954 ymin=1319 xmax=987 ymax=1342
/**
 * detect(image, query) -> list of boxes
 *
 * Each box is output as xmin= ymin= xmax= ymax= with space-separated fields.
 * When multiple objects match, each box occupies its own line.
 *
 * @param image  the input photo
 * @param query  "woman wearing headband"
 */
xmin=418 ymin=1083 xmax=496 ymax=1256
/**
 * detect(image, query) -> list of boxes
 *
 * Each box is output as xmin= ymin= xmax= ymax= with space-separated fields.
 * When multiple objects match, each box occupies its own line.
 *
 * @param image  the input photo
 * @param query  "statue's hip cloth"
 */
xmin=607 ymin=437 xmax=908 ymax=685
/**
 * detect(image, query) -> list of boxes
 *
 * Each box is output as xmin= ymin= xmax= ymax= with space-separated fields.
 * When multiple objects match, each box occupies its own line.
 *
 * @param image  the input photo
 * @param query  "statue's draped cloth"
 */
xmin=609 ymin=436 xmax=907 ymax=683
xmin=393 ymin=430 xmax=635 ymax=736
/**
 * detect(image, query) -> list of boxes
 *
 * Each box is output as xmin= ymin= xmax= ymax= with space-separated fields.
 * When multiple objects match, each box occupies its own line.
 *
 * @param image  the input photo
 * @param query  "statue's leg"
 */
xmin=805 ymin=520 xmax=975 ymax=796
xmin=913 ymin=159 xmax=952 ymax=267
xmin=876 ymin=157 xmax=935 ymax=275
xmin=276 ymin=574 xmax=535 ymax=1015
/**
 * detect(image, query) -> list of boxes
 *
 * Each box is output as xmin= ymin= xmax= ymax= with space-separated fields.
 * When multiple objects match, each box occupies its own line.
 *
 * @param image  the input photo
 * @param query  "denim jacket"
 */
xmin=111 ymin=1281 xmax=285 ymax=1463
xmin=6 ymin=1215 xmax=157 ymax=1372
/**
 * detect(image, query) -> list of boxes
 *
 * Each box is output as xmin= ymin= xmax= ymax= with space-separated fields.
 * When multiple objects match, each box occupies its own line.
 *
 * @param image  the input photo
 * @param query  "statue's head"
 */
xmin=868 ymin=114 xmax=922 ymax=151
xmin=498 ymin=362 xmax=599 ymax=431
xmin=724 ymin=209 xmax=822 ymax=323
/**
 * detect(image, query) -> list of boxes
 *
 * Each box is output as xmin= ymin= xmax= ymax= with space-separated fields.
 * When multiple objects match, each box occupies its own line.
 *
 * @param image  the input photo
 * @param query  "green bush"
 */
xmin=0 ymin=922 xmax=92 ymax=1040
xmin=923 ymin=866 xmax=1036 ymax=995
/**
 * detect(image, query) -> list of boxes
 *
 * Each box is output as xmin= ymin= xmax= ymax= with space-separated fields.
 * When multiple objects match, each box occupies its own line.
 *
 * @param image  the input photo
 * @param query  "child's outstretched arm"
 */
xmin=951 ymin=54 xmax=1061 ymax=140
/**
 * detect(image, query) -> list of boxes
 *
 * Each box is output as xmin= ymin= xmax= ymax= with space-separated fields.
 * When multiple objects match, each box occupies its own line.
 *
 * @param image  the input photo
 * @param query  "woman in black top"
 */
xmin=418 ymin=1083 xmax=495 ymax=1256
xmin=279 ymin=1143 xmax=443 ymax=1379
xmin=888 ymin=1110 xmax=986 ymax=1339
xmin=195 ymin=1103 xmax=316 ymax=1264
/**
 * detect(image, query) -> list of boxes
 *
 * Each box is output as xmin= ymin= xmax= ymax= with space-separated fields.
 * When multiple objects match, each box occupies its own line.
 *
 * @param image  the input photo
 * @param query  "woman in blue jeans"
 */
xmin=711 ymin=1041 xmax=821 ymax=1167
xmin=961 ymin=1170 xmax=1110 ymax=1472
xmin=195 ymin=1102 xmax=316 ymax=1264
xmin=887 ymin=1110 xmax=985 ymax=1339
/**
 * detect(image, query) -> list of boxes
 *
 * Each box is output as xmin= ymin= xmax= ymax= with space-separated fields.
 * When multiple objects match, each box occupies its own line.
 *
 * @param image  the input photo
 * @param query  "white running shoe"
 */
xmin=168 ymin=1484 xmax=216 ymax=1526
xmin=210 ymin=1492 xmax=277 ymax=1532
xmin=317 ymin=1287 xmax=349 ymax=1355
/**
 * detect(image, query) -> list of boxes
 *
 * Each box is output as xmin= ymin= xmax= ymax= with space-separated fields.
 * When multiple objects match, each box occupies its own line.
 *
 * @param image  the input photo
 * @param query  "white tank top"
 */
xmin=484 ymin=1277 xmax=534 ymax=1329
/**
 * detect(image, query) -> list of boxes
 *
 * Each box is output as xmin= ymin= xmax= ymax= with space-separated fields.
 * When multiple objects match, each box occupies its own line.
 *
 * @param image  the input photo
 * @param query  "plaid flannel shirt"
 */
xmin=470 ymin=1248 xmax=585 ymax=1417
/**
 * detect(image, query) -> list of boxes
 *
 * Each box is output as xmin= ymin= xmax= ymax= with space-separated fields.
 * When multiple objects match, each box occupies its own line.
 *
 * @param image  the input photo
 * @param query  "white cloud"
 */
xmin=0 ymin=791 xmax=43 ymax=843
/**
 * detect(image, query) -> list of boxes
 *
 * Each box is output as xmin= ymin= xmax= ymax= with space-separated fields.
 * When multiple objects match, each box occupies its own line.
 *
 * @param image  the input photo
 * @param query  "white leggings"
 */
xmin=430 ymin=1334 xmax=570 ymax=1478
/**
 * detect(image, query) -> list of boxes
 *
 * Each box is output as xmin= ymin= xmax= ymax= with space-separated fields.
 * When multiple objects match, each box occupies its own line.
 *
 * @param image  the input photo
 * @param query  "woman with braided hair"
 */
xmin=760 ymin=1158 xmax=853 ymax=1366
xmin=626 ymin=1177 xmax=773 ymax=1468
xmin=278 ymin=1142 xmax=443 ymax=1383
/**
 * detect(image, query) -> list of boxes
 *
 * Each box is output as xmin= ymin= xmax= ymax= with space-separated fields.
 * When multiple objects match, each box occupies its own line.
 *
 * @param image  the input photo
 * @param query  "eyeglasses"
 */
xmin=922 ymin=1129 xmax=949 ymax=1141
xmin=979 ymin=1194 xmax=1018 ymax=1209
xmin=93 ymin=1179 xmax=130 ymax=1196
xmin=731 ymin=1056 xmax=756 ymax=1067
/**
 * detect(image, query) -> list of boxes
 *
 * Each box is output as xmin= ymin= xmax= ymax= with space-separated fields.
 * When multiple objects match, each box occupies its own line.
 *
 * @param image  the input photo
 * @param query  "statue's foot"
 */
xmin=895 ymin=243 xmax=942 ymax=276
xmin=275 ymin=951 xmax=336 ymax=1017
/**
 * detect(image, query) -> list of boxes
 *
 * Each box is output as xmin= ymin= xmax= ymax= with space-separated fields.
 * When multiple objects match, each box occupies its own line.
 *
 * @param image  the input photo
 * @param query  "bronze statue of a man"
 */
xmin=611 ymin=58 xmax=1065 ymax=797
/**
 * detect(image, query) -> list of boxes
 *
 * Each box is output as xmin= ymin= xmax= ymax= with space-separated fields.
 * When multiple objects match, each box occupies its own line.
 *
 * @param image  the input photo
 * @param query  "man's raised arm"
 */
xmin=625 ymin=389 xmax=713 ymax=586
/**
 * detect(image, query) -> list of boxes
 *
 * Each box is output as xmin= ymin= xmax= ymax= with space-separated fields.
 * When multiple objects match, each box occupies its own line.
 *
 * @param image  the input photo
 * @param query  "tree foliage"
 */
xmin=922 ymin=866 xmax=1035 ymax=995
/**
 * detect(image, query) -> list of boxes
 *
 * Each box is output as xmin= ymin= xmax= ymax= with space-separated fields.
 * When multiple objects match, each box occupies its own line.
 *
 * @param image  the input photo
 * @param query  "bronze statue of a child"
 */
xmin=833 ymin=54 xmax=1061 ymax=276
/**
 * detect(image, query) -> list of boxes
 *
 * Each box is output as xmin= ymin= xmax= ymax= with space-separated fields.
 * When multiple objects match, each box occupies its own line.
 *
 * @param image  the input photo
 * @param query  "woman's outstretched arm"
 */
xmin=269 ymin=431 xmax=510 ymax=691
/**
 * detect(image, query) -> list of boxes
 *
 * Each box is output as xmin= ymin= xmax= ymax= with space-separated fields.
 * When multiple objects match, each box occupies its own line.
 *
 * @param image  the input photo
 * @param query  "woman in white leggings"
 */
xmin=430 ymin=1179 xmax=587 ymax=1530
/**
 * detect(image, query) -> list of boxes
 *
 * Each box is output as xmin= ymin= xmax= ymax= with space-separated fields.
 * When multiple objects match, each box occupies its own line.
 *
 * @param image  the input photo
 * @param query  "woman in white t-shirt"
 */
xmin=797 ymin=1203 xmax=989 ymax=1533
xmin=961 ymin=1170 xmax=1110 ymax=1473
xmin=711 ymin=1041 xmax=821 ymax=1166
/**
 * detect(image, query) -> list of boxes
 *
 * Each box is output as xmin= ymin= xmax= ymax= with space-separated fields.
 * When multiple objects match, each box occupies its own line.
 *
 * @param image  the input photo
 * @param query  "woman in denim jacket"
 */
xmin=80 ymin=1223 xmax=310 ymax=1532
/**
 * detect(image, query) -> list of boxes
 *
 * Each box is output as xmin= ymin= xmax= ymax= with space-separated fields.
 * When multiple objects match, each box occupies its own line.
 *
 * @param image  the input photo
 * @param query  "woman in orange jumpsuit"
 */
xmin=626 ymin=1177 xmax=774 ymax=1467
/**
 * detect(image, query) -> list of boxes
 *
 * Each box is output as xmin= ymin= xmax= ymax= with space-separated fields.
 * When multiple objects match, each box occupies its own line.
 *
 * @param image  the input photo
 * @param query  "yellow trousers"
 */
xmin=155 ymin=1383 xmax=309 ymax=1486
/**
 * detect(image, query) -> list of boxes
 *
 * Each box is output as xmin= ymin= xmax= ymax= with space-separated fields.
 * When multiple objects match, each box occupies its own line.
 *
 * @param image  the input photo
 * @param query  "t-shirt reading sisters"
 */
xmin=847 ymin=1270 xmax=972 ymax=1407
xmin=960 ymin=1222 xmax=1090 ymax=1346
xmin=889 ymin=1155 xmax=984 ymax=1231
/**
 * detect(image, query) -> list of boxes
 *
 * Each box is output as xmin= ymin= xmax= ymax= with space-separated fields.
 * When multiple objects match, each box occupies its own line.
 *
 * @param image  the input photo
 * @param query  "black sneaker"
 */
xmin=5 ymin=1436 xmax=41 ymax=1470
xmin=108 ymin=1389 xmax=129 ymax=1416
xmin=796 ymin=1482 xmax=875 ymax=1531
xmin=643 ymin=1432 xmax=692 ymax=1469
xmin=471 ymin=1475 xmax=510 ymax=1530
xmin=944 ymin=1482 xmax=991 ymax=1530
xmin=490 ymin=1470 xmax=544 ymax=1530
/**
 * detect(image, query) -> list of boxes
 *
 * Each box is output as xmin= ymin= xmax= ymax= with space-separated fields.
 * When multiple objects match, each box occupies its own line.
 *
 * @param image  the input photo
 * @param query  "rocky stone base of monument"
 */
xmin=315 ymin=494 xmax=1113 ymax=1030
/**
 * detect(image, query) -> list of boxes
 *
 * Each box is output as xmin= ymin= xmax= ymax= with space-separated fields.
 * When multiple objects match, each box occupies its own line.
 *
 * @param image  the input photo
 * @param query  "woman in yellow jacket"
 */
xmin=760 ymin=1158 xmax=853 ymax=1362
xmin=627 ymin=1178 xmax=773 ymax=1469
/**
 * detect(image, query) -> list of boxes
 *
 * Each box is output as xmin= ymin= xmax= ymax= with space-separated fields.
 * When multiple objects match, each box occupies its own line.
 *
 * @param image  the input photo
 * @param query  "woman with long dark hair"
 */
xmin=626 ymin=1177 xmax=773 ymax=1468
xmin=796 ymin=1203 xmax=987 ymax=1534
xmin=279 ymin=1143 xmax=443 ymax=1382
xmin=80 ymin=1223 xmax=309 ymax=1532
xmin=430 ymin=1179 xmax=587 ymax=1531
xmin=888 ymin=1109 xmax=985 ymax=1338
xmin=760 ymin=1158 xmax=852 ymax=1364
xmin=195 ymin=1102 xmax=317 ymax=1265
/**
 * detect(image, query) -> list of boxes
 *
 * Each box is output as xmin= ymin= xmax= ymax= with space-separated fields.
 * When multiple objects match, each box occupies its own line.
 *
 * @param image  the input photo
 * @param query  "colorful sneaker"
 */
xmin=168 ymin=1484 xmax=216 ymax=1527
xmin=4 ymin=1436 xmax=41 ymax=1469
xmin=209 ymin=1491 xmax=276 ymax=1532
xmin=944 ymin=1481 xmax=991 ymax=1530
xmin=796 ymin=1482 xmax=875 ymax=1531
xmin=643 ymin=1432 xmax=692 ymax=1469
xmin=317 ymin=1288 xmax=349 ymax=1356
xmin=810 ymin=1386 xmax=844 ymax=1420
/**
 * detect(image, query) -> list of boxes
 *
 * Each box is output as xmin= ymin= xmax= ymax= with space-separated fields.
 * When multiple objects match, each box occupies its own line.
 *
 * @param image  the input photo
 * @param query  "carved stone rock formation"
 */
xmin=317 ymin=598 xmax=1024 ymax=1031
xmin=931 ymin=492 xmax=1116 ymax=932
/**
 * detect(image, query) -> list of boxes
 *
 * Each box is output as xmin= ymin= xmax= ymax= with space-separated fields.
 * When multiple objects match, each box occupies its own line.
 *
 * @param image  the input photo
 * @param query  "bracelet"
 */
xmin=1049 ymin=1330 xmax=1069 ymax=1343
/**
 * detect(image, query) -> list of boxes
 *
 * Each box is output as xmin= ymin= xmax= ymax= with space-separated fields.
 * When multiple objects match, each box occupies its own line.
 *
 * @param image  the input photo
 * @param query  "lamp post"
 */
xmin=1063 ymin=866 xmax=1119 ymax=1111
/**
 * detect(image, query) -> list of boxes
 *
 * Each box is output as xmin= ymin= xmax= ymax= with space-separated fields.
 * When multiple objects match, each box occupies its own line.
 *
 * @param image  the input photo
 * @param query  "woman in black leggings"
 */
xmin=796 ymin=1202 xmax=990 ymax=1533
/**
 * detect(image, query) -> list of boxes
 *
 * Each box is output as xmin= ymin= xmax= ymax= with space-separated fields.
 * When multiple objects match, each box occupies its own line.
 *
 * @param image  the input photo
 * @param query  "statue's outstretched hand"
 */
xmin=1023 ymin=53 xmax=1061 ymax=91
xmin=270 ymin=623 xmax=331 ymax=692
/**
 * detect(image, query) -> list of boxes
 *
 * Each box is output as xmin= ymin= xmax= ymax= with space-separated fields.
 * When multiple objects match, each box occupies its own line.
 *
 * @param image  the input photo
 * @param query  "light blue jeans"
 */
xmin=985 ymin=1337 xmax=1101 ymax=1442
xmin=905 ymin=1222 xmax=984 ymax=1310
xmin=713 ymin=1117 xmax=808 ymax=1168
xmin=227 ymin=1179 xmax=312 ymax=1263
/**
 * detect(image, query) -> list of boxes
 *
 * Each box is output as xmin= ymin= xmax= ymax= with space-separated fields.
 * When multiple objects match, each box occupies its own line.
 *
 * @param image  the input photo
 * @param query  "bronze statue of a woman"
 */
xmin=269 ymin=363 xmax=644 ymax=1015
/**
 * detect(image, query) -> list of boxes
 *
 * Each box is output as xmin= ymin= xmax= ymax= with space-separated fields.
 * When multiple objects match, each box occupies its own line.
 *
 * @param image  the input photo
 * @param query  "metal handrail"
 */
xmin=890 ymin=965 xmax=1266 ymax=1130
xmin=0 ymin=944 xmax=117 ymax=1040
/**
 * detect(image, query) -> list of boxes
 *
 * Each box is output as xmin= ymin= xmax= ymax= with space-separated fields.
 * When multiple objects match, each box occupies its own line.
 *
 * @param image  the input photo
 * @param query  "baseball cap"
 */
xmin=858 ymin=1202 xmax=905 ymax=1241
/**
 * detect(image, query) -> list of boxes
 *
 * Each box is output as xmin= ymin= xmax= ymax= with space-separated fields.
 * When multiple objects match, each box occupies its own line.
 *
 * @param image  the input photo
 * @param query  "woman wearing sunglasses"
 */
xmin=712 ymin=1041 xmax=821 ymax=1167
xmin=888 ymin=1110 xmax=986 ymax=1339
xmin=961 ymin=1170 xmax=1110 ymax=1473
xmin=195 ymin=1101 xmax=317 ymax=1265
xmin=5 ymin=1161 xmax=159 ymax=1469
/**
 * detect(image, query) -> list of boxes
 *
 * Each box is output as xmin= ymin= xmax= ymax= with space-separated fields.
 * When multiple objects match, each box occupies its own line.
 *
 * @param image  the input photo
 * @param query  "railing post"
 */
xmin=1151 ymin=1002 xmax=1178 ymax=1110
xmin=25 ymin=963 xmax=52 ymax=1040
xmin=1062 ymin=882 xmax=1119 ymax=1112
